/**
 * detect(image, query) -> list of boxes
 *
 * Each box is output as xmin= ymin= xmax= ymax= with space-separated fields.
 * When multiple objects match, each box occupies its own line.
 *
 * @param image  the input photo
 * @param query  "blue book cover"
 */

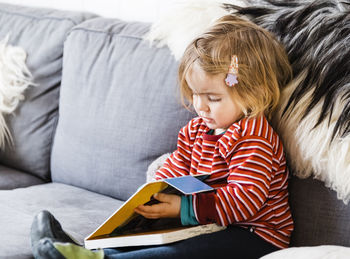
xmin=164 ymin=175 xmax=213 ymax=195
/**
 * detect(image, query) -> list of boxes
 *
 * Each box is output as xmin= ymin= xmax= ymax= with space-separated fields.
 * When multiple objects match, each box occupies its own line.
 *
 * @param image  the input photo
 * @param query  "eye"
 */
xmin=207 ymin=95 xmax=221 ymax=102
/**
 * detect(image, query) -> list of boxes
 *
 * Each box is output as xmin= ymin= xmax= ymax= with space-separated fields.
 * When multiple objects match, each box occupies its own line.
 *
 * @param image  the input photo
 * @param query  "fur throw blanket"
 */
xmin=145 ymin=0 xmax=350 ymax=203
xmin=0 ymin=36 xmax=33 ymax=149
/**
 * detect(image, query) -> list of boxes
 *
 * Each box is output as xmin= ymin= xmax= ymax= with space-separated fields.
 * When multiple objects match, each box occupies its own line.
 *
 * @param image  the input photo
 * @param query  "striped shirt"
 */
xmin=155 ymin=116 xmax=294 ymax=249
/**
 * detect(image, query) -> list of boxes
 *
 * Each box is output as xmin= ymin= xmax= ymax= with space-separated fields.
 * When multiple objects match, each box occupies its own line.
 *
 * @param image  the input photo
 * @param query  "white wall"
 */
xmin=0 ymin=0 xmax=181 ymax=22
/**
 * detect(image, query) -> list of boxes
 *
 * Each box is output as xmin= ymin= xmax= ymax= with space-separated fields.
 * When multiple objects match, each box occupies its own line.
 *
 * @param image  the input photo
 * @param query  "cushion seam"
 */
xmin=47 ymin=108 xmax=60 ymax=182
xmin=0 ymin=9 xmax=80 ymax=26
xmin=69 ymin=27 xmax=148 ymax=41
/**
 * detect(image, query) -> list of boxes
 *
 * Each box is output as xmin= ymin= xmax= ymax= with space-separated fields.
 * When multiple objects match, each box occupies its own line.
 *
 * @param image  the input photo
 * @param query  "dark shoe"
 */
xmin=31 ymin=210 xmax=80 ymax=256
xmin=33 ymin=238 xmax=66 ymax=259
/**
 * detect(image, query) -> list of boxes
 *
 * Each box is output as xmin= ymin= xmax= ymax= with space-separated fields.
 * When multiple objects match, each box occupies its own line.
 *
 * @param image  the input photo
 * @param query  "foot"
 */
xmin=34 ymin=238 xmax=66 ymax=259
xmin=34 ymin=237 xmax=104 ymax=259
xmin=31 ymin=210 xmax=80 ymax=257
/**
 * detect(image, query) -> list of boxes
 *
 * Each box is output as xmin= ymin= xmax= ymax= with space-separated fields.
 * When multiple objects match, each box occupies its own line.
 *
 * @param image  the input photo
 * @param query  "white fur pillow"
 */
xmin=146 ymin=153 xmax=171 ymax=182
xmin=144 ymin=0 xmax=247 ymax=60
xmin=0 ymin=36 xmax=33 ymax=149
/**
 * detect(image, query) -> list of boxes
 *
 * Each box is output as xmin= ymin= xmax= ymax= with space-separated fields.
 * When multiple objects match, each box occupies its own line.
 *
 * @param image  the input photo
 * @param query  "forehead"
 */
xmin=186 ymin=63 xmax=227 ymax=95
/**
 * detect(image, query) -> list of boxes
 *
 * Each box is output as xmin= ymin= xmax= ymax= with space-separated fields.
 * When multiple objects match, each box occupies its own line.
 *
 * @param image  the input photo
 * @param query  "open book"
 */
xmin=84 ymin=175 xmax=226 ymax=249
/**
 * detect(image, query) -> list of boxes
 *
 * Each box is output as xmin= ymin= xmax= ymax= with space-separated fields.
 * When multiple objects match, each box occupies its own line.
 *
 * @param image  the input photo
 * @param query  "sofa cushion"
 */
xmin=0 ymin=165 xmax=45 ymax=189
xmin=289 ymin=176 xmax=350 ymax=246
xmin=51 ymin=18 xmax=194 ymax=201
xmin=0 ymin=183 xmax=123 ymax=258
xmin=0 ymin=3 xmax=96 ymax=181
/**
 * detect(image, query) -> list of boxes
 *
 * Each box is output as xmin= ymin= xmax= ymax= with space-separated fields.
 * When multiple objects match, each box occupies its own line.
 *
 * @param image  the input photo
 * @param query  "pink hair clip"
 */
xmin=225 ymin=55 xmax=239 ymax=87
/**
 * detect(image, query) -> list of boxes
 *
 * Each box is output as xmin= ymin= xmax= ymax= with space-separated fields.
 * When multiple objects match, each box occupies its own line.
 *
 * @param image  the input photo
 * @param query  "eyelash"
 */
xmin=208 ymin=96 xmax=221 ymax=102
xmin=192 ymin=93 xmax=221 ymax=102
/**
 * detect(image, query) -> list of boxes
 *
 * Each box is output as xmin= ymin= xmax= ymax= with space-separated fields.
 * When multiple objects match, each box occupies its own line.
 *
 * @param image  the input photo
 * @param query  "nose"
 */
xmin=194 ymin=95 xmax=209 ymax=113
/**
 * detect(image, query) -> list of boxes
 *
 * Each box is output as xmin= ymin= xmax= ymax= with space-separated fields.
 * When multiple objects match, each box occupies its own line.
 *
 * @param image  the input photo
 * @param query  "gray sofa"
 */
xmin=0 ymin=3 xmax=349 ymax=258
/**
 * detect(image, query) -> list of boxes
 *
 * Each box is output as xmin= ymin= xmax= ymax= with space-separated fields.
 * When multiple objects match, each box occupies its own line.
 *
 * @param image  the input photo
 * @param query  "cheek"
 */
xmin=210 ymin=104 xmax=222 ymax=117
xmin=212 ymin=102 xmax=239 ymax=122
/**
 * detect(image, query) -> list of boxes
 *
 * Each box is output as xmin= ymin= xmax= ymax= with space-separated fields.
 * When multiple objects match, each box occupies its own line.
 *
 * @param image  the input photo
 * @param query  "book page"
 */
xmin=86 ymin=181 xmax=168 ymax=239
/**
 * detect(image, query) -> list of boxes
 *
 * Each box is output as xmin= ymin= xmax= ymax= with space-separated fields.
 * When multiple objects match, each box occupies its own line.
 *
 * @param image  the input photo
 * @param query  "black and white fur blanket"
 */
xmin=145 ymin=0 xmax=350 ymax=203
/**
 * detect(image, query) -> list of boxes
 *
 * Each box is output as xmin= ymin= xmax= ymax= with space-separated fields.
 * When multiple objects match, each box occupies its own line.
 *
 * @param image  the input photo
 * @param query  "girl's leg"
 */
xmin=31 ymin=211 xmax=277 ymax=259
xmin=103 ymin=226 xmax=278 ymax=259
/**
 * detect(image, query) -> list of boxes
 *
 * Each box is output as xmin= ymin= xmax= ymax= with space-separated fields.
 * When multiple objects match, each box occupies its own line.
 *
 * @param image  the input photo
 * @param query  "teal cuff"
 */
xmin=180 ymin=195 xmax=199 ymax=226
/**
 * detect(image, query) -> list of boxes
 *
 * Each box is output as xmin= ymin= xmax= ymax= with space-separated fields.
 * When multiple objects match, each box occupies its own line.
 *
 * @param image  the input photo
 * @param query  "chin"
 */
xmin=205 ymin=123 xmax=216 ymax=129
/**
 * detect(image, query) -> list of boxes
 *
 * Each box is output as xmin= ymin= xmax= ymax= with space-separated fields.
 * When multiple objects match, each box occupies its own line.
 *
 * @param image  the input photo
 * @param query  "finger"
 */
xmin=153 ymin=193 xmax=171 ymax=203
xmin=134 ymin=207 xmax=161 ymax=219
xmin=135 ymin=204 xmax=166 ymax=217
xmin=139 ymin=212 xmax=161 ymax=219
xmin=136 ymin=204 xmax=163 ymax=214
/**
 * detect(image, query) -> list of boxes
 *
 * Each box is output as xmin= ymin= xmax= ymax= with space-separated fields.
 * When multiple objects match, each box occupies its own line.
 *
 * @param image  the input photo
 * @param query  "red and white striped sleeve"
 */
xmin=193 ymin=135 xmax=273 ymax=226
xmin=155 ymin=121 xmax=195 ymax=180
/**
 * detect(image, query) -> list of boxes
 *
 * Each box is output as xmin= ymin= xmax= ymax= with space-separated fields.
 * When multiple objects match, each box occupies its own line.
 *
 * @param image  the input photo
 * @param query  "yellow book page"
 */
xmin=87 ymin=181 xmax=168 ymax=239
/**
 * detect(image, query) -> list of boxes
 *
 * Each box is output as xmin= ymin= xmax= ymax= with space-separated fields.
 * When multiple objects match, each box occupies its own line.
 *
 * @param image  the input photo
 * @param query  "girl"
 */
xmin=31 ymin=15 xmax=293 ymax=259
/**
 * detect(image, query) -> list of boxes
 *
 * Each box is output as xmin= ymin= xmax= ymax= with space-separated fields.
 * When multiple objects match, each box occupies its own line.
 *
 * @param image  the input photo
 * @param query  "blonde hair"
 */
xmin=178 ymin=15 xmax=292 ymax=119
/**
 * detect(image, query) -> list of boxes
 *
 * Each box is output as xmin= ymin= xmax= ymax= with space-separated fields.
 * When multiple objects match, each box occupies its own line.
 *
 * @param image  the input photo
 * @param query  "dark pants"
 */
xmin=103 ymin=226 xmax=278 ymax=259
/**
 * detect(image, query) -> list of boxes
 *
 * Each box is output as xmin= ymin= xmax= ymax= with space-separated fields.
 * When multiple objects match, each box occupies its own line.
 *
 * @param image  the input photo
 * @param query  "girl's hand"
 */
xmin=134 ymin=193 xmax=181 ymax=219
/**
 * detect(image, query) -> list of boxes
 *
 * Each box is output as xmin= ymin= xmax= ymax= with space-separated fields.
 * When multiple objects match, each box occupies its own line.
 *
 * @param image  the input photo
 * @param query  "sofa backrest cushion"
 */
xmin=289 ymin=176 xmax=350 ymax=246
xmin=0 ymin=3 xmax=96 ymax=181
xmin=51 ymin=18 xmax=194 ymax=200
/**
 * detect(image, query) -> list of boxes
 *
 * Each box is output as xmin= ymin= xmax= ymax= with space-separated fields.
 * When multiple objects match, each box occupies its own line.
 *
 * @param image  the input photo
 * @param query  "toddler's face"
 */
xmin=186 ymin=63 xmax=243 ymax=134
